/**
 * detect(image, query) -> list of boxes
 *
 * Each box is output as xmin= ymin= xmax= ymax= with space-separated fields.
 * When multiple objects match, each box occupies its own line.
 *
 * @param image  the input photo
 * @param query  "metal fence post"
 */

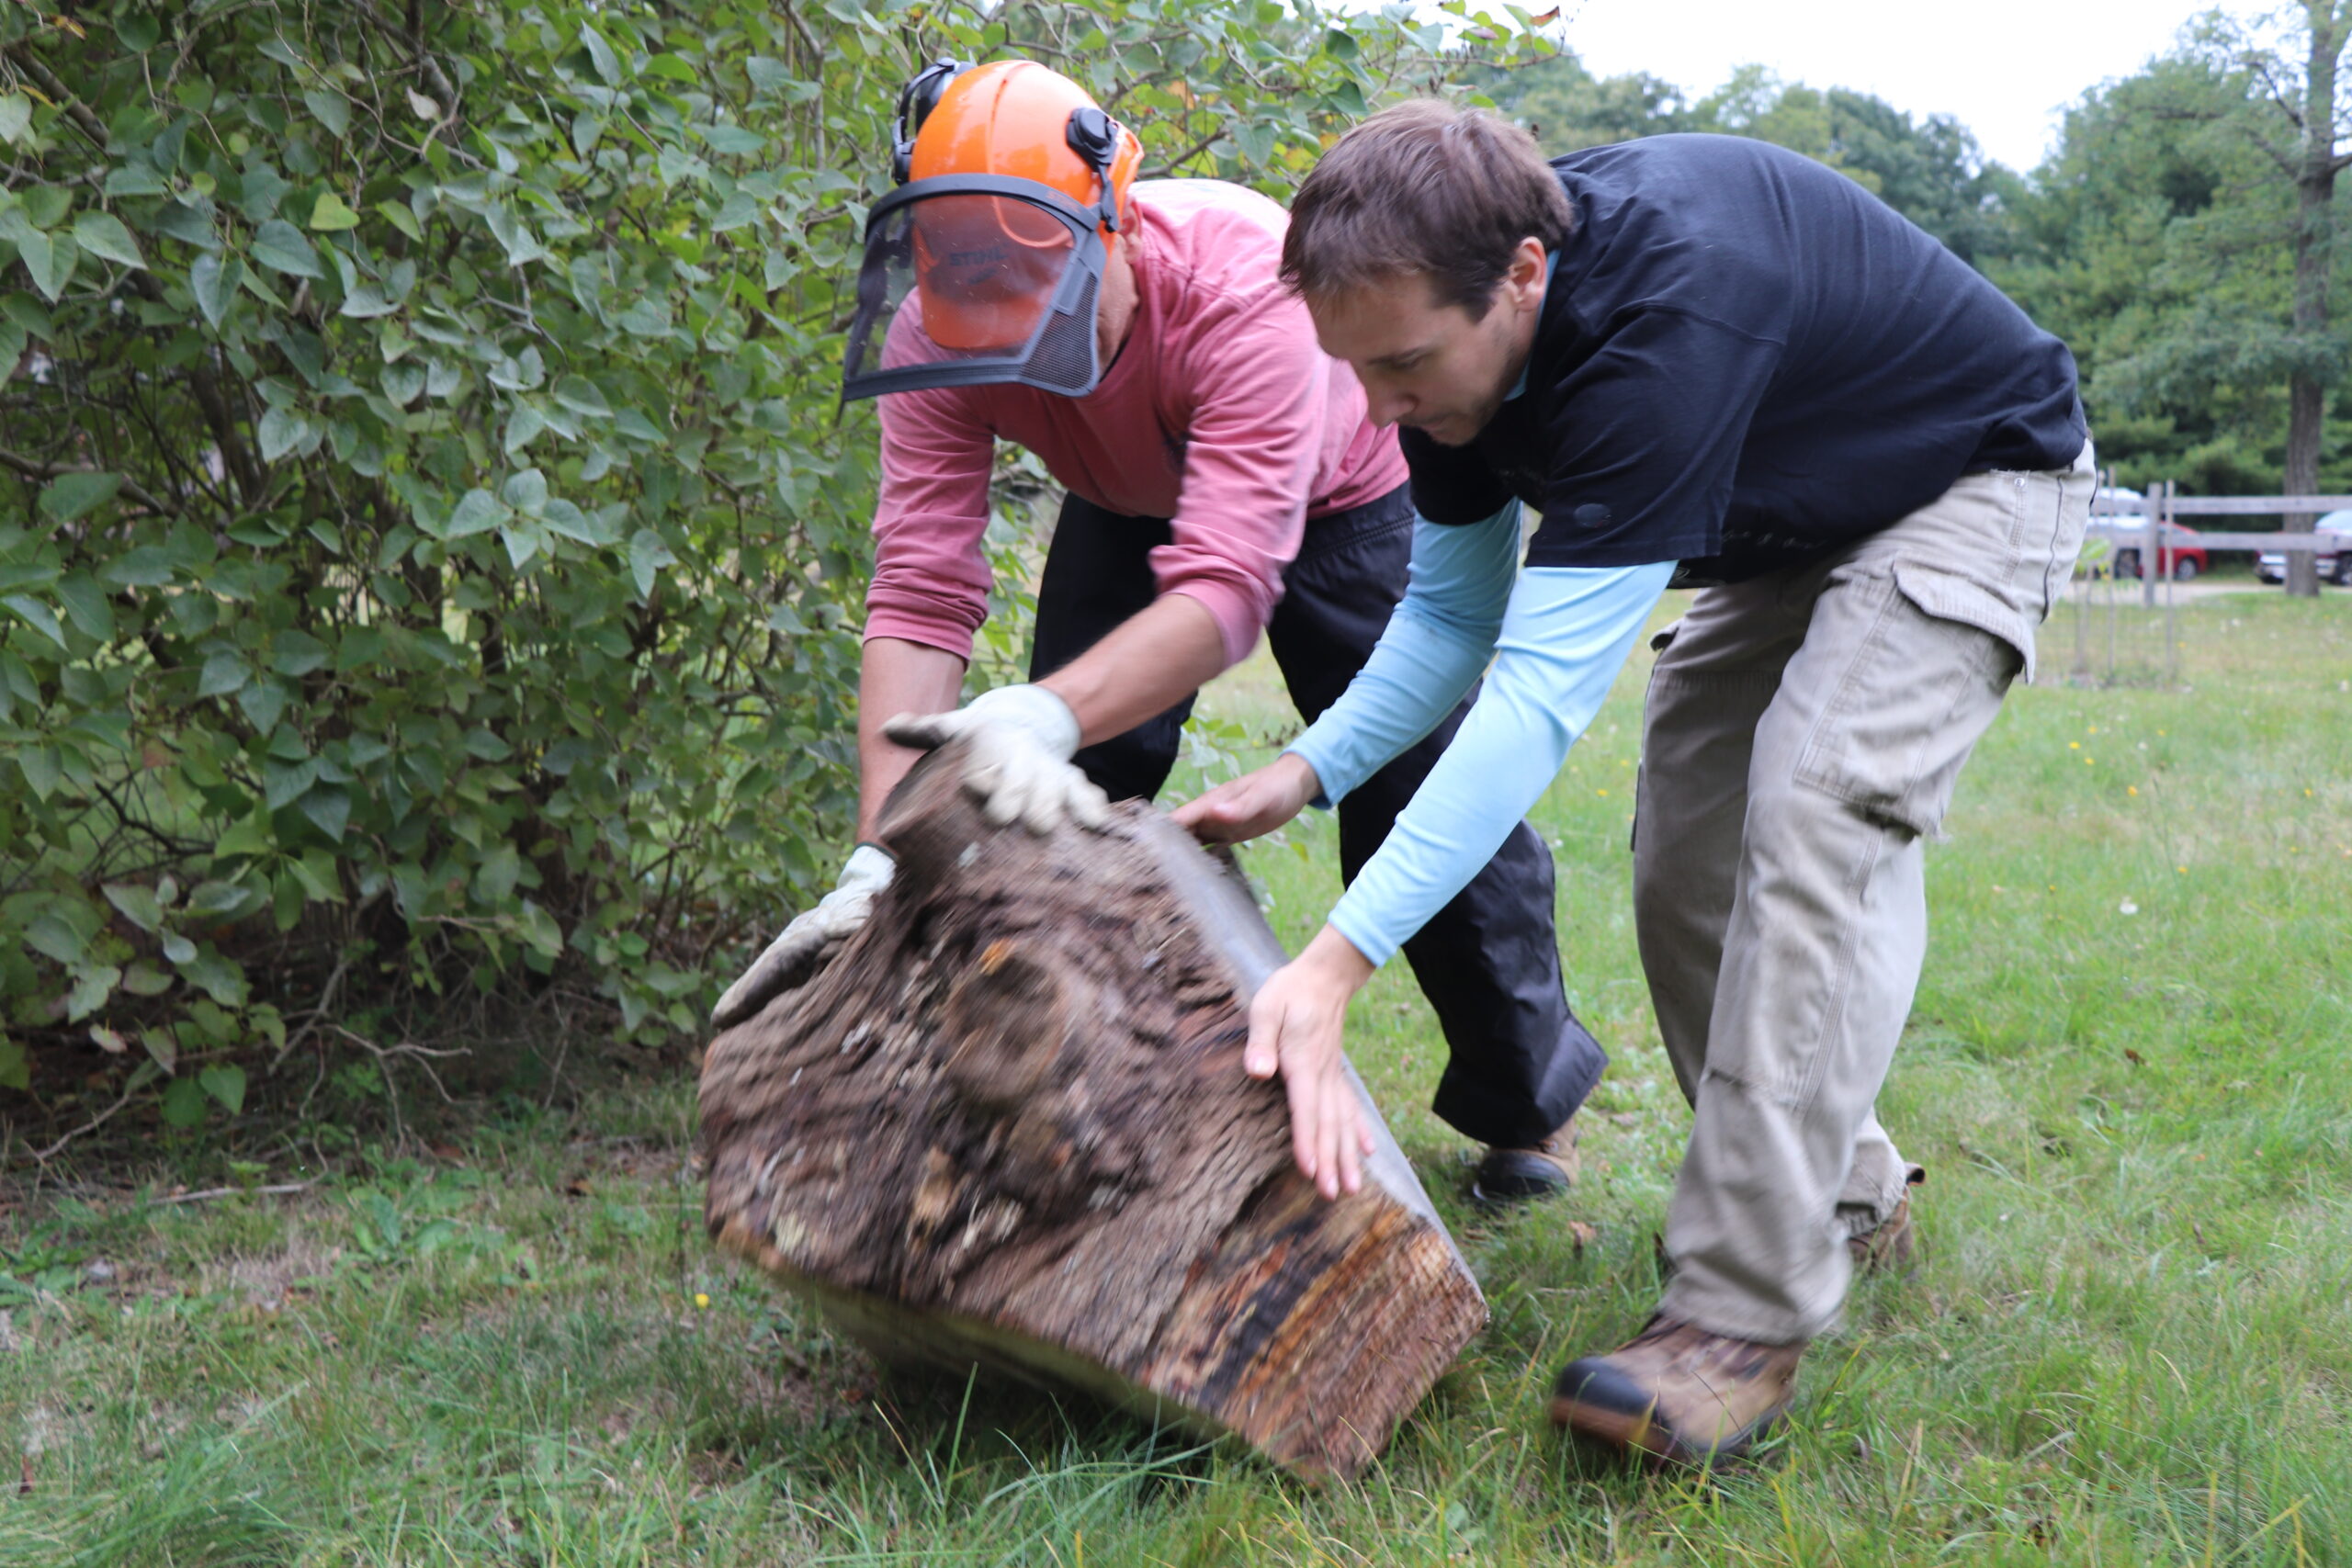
xmin=2143 ymin=481 xmax=2164 ymax=610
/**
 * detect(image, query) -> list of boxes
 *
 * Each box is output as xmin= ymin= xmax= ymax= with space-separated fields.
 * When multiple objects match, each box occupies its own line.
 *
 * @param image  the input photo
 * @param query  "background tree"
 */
xmin=1474 ymin=51 xmax=1702 ymax=151
xmin=1995 ymin=55 xmax=2300 ymax=494
xmin=2192 ymin=1 xmax=2352 ymax=594
xmin=1477 ymin=56 xmax=2025 ymax=265
xmin=1484 ymin=14 xmax=2352 ymax=527
xmin=1996 ymin=4 xmax=2352 ymax=541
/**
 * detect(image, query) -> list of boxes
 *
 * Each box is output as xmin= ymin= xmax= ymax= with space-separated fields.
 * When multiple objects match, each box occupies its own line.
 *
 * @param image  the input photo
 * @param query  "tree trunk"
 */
xmin=2284 ymin=0 xmax=2350 ymax=597
xmin=697 ymin=742 xmax=1487 ymax=1481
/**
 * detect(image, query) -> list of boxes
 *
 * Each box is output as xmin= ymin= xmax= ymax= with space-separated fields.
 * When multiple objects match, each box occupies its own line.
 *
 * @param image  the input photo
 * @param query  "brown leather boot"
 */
xmin=1847 ymin=1194 xmax=1916 ymax=1271
xmin=1842 ymin=1165 xmax=1925 ymax=1273
xmin=1549 ymin=1315 xmax=1804 ymax=1465
xmin=1469 ymin=1119 xmax=1580 ymax=1207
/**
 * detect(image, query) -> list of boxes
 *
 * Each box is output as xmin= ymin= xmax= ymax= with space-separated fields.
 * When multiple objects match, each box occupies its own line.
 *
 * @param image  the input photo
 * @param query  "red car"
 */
xmin=2112 ymin=522 xmax=2210 ymax=581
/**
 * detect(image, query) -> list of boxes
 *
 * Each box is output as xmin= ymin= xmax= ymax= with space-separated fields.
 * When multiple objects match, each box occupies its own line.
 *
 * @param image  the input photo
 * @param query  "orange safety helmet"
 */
xmin=842 ymin=59 xmax=1145 ymax=401
xmin=909 ymin=62 xmax=1143 ymax=242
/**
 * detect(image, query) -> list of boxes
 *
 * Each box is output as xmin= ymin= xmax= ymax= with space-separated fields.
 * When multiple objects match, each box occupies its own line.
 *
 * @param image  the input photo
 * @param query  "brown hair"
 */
xmin=1281 ymin=98 xmax=1573 ymax=317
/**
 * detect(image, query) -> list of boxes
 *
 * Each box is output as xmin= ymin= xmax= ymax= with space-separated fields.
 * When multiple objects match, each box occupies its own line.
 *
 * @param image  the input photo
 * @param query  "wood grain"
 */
xmin=699 ymin=742 xmax=1486 ymax=1479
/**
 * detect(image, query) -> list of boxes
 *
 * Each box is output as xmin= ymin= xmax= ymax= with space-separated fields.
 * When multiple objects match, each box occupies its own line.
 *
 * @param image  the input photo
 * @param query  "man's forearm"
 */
xmin=857 ymin=637 xmax=968 ymax=839
xmin=1035 ymin=592 xmax=1227 ymax=748
xmin=1325 ymin=562 xmax=1673 ymax=966
xmin=1286 ymin=510 xmax=1521 ymax=807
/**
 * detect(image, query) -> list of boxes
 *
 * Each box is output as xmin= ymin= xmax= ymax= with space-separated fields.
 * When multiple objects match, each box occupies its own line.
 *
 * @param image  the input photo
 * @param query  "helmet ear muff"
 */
xmin=892 ymin=58 xmax=974 ymax=184
xmin=1063 ymin=105 xmax=1129 ymax=232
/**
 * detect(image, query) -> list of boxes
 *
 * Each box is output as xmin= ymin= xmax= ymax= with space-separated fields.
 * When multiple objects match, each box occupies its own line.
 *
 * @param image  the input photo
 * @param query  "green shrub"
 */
xmin=0 ymin=0 xmax=1541 ymax=1120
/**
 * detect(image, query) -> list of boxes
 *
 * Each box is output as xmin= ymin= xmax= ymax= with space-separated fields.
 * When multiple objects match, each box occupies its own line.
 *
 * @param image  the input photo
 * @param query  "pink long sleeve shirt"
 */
xmin=865 ymin=179 xmax=1408 ymax=669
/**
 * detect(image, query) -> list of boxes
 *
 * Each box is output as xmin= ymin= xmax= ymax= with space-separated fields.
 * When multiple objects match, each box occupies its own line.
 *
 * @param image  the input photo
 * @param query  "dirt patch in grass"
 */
xmin=196 ymin=1227 xmax=345 ymax=1313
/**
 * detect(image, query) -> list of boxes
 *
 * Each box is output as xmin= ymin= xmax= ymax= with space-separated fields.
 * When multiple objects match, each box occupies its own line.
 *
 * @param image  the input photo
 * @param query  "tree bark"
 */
xmin=697 ymin=742 xmax=1487 ymax=1481
xmin=2284 ymin=0 xmax=2352 ymax=597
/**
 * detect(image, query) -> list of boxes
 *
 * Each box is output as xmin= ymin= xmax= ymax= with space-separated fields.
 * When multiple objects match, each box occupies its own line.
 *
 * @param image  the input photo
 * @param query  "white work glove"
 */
xmin=710 ymin=843 xmax=895 ymax=1029
xmin=883 ymin=683 xmax=1112 ymax=837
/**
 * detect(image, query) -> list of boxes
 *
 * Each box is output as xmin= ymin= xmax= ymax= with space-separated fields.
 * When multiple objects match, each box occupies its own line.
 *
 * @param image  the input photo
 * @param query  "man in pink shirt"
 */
xmin=714 ymin=59 xmax=1604 ymax=1203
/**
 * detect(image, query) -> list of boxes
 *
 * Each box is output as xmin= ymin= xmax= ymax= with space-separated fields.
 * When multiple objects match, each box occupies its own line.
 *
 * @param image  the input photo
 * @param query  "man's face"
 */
xmin=1306 ymin=239 xmax=1549 ymax=447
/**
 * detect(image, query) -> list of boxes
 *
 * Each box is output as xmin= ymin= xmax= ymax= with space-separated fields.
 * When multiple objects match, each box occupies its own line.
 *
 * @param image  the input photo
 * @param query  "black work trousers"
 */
xmin=1027 ymin=484 xmax=1606 ymax=1148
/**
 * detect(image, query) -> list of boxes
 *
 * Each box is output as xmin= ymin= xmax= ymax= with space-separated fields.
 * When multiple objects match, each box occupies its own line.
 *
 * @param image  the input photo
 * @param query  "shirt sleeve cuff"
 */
xmin=1282 ymin=739 xmax=1341 ymax=811
xmin=1326 ymin=899 xmax=1401 ymax=970
xmin=1161 ymin=582 xmax=1267 ymax=670
xmin=860 ymin=611 xmax=978 ymax=662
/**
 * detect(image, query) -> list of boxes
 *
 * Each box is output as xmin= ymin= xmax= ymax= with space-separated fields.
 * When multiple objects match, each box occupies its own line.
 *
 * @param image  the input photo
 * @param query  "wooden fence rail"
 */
xmin=2086 ymin=480 xmax=2346 ymax=605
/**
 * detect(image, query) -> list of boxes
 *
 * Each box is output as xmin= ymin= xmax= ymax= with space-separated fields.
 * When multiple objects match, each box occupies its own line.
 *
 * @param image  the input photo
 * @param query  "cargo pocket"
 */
xmin=1890 ymin=560 xmax=2036 ymax=683
xmin=1630 ymin=619 xmax=1684 ymax=854
xmin=1792 ymin=565 xmax=2029 ymax=840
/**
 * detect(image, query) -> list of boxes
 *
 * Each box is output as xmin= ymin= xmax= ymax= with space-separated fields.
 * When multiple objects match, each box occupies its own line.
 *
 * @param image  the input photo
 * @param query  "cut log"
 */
xmin=698 ymin=742 xmax=1487 ymax=1480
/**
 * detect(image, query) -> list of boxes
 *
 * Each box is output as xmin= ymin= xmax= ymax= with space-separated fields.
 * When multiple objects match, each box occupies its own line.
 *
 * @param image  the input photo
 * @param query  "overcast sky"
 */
xmin=1529 ymin=0 xmax=2211 ymax=173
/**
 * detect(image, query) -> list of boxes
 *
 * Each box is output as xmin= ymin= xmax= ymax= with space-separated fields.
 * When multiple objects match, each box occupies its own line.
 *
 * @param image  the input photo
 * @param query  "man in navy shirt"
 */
xmin=1176 ymin=102 xmax=2091 ymax=1464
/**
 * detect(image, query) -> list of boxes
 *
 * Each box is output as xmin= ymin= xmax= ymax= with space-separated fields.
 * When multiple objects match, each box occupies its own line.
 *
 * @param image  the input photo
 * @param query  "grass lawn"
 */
xmin=6 ymin=585 xmax=2350 ymax=1566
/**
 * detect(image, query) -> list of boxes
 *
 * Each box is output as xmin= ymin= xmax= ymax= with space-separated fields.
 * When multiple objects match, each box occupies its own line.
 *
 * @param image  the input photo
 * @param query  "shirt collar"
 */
xmin=1504 ymin=249 xmax=1561 ymax=403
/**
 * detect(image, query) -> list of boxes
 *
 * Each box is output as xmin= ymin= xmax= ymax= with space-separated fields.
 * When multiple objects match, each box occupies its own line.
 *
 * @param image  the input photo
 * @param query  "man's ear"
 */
xmin=1505 ymin=236 xmax=1548 ymax=309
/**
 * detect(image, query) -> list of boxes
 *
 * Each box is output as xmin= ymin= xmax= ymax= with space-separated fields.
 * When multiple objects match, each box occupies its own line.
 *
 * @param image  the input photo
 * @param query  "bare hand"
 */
xmin=1244 ymin=926 xmax=1377 ymax=1200
xmin=1172 ymin=752 xmax=1320 ymax=846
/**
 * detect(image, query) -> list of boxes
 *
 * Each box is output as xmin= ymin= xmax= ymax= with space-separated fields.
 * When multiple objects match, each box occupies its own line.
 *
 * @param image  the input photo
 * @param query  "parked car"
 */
xmin=2093 ymin=484 xmax=2209 ymax=580
xmin=2256 ymin=511 xmax=2352 ymax=584
xmin=2089 ymin=485 xmax=2144 ymax=579
xmin=2111 ymin=521 xmax=2211 ymax=581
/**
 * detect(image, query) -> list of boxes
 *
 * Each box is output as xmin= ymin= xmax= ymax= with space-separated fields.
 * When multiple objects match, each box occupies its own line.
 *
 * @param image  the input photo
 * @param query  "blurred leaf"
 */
xmin=628 ymin=528 xmax=676 ymax=598
xmin=39 ymin=471 xmax=122 ymax=521
xmin=257 ymin=406 xmax=314 ymax=462
xmin=160 ymin=1076 xmax=208 ymax=1127
xmin=3 ymin=593 xmax=65 ymax=649
xmin=251 ymin=219 xmax=322 ymax=277
xmin=303 ymin=87 xmax=351 ymax=139
xmin=103 ymin=883 xmax=164 ymax=931
xmin=447 ymin=489 xmax=509 ymax=538
xmin=581 ymin=26 xmax=624 ymax=87
xmin=73 ymin=211 xmax=144 ymax=269
xmin=17 ymin=230 xmax=74 ymax=301
xmin=299 ymin=785 xmax=351 ymax=841
xmin=175 ymin=947 xmax=250 ymax=1007
xmin=189 ymin=253 xmax=241 ymax=327
xmin=66 ymin=964 xmax=121 ymax=1021
xmin=199 ymin=1063 xmax=248 ymax=1113
xmin=308 ymin=191 xmax=361 ymax=231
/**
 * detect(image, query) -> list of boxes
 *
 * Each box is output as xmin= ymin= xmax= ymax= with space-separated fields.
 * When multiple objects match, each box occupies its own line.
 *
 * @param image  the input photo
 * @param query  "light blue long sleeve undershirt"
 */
xmin=1283 ymin=503 xmax=1673 ymax=968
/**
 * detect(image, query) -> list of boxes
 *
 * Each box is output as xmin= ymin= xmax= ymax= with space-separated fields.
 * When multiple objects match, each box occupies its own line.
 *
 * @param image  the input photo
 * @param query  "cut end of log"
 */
xmin=699 ymin=742 xmax=1486 ymax=1480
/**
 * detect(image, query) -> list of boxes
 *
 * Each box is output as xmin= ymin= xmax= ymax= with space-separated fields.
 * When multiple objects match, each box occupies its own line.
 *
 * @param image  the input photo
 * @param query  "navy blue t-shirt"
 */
xmin=1402 ymin=135 xmax=2086 ymax=583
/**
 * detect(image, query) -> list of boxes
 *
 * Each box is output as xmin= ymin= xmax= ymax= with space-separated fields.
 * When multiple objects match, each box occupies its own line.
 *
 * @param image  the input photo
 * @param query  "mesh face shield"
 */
xmin=842 ymin=175 xmax=1109 ymax=403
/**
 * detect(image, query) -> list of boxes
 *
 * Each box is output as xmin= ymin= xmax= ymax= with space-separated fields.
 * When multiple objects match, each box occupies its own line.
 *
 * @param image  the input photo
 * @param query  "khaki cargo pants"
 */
xmin=1634 ymin=442 xmax=2093 ymax=1344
